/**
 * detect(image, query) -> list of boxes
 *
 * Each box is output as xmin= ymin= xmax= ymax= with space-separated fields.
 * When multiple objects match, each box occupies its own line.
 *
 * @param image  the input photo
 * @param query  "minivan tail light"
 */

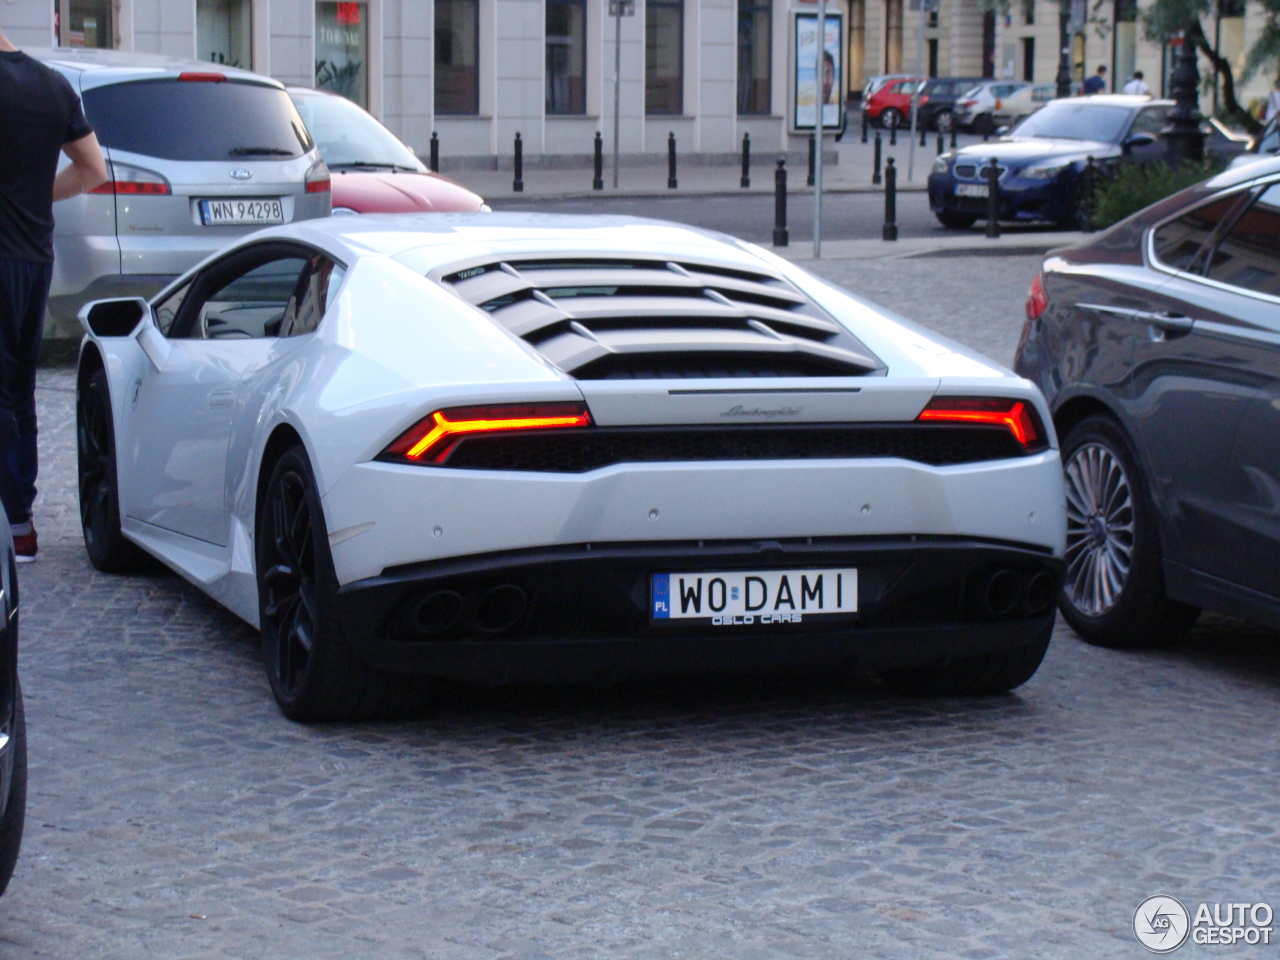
xmin=305 ymin=159 xmax=331 ymax=193
xmin=88 ymin=161 xmax=171 ymax=196
xmin=179 ymin=71 xmax=226 ymax=82
xmin=917 ymin=397 xmax=1046 ymax=452
xmin=380 ymin=402 xmax=592 ymax=464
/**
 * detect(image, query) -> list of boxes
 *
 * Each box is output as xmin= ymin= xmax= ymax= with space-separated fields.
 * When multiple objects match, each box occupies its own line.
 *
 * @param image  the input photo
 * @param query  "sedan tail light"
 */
xmin=917 ymin=396 xmax=1047 ymax=452
xmin=1025 ymin=272 xmax=1048 ymax=321
xmin=88 ymin=161 xmax=171 ymax=196
xmin=379 ymin=401 xmax=592 ymax=464
xmin=305 ymin=159 xmax=331 ymax=194
xmin=959 ymin=99 xmax=978 ymax=108
xmin=178 ymin=71 xmax=227 ymax=82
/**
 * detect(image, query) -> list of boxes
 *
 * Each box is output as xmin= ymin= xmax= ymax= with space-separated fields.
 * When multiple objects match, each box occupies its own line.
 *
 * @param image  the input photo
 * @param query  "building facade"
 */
xmin=3 ymin=0 xmax=1275 ymax=166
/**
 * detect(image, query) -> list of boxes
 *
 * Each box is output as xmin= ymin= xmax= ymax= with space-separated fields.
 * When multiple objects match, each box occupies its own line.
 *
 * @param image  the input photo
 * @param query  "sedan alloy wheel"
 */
xmin=1063 ymin=441 xmax=1134 ymax=616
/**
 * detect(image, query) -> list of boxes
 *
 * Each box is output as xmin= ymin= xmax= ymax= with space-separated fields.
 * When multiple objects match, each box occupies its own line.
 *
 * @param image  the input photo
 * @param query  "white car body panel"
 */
xmin=77 ymin=214 xmax=1065 ymax=636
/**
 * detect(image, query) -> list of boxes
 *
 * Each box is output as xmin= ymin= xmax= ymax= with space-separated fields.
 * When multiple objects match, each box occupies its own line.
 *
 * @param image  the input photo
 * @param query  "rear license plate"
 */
xmin=651 ymin=568 xmax=857 ymax=625
xmin=200 ymin=198 xmax=285 ymax=226
xmin=955 ymin=183 xmax=989 ymax=198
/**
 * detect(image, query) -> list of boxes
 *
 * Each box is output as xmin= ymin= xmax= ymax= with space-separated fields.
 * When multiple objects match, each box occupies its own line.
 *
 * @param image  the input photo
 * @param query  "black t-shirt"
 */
xmin=0 ymin=51 xmax=94 ymax=263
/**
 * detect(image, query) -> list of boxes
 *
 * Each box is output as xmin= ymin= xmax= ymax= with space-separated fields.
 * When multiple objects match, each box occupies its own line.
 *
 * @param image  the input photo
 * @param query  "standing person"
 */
xmin=1122 ymin=71 xmax=1150 ymax=96
xmin=1266 ymin=79 xmax=1280 ymax=121
xmin=0 ymin=25 xmax=107 ymax=561
xmin=1083 ymin=65 xmax=1108 ymax=95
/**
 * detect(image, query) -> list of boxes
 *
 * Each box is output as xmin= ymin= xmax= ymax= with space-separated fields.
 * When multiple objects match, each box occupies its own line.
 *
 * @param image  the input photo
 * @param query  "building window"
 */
xmin=1022 ymin=36 xmax=1034 ymax=81
xmin=197 ymin=0 xmax=252 ymax=68
xmin=546 ymin=0 xmax=587 ymax=114
xmin=927 ymin=38 xmax=938 ymax=77
xmin=646 ymin=0 xmax=683 ymax=115
xmin=59 ymin=0 xmax=114 ymax=48
xmin=315 ymin=2 xmax=369 ymax=108
xmin=436 ymin=0 xmax=480 ymax=114
xmin=737 ymin=0 xmax=770 ymax=114
xmin=1022 ymin=0 xmax=1034 ymax=25
xmin=927 ymin=9 xmax=937 ymax=27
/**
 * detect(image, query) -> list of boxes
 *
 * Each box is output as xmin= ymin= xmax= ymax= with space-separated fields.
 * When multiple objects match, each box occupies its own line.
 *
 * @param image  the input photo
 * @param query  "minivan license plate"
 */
xmin=652 ymin=568 xmax=857 ymax=625
xmin=200 ymin=198 xmax=285 ymax=226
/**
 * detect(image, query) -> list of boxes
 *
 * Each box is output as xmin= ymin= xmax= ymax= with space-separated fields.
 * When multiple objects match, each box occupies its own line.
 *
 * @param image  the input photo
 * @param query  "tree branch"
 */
xmin=1186 ymin=18 xmax=1263 ymax=133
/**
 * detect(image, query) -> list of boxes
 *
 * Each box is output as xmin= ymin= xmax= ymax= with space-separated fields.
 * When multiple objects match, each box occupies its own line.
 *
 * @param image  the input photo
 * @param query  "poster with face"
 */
xmin=794 ymin=12 xmax=843 ymax=130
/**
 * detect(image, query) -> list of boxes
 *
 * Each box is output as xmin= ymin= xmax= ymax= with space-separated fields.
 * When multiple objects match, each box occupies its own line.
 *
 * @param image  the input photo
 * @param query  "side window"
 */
xmin=1129 ymin=107 xmax=1169 ymax=137
xmin=1151 ymin=193 xmax=1247 ymax=272
xmin=279 ymin=254 xmax=346 ymax=337
xmin=154 ymin=280 xmax=191 ymax=336
xmin=196 ymin=258 xmax=307 ymax=339
xmin=1204 ymin=183 xmax=1280 ymax=298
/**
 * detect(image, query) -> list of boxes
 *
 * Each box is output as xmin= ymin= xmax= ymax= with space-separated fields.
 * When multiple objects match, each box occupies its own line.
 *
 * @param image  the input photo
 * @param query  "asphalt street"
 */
xmin=3 ymin=254 xmax=1278 ymax=959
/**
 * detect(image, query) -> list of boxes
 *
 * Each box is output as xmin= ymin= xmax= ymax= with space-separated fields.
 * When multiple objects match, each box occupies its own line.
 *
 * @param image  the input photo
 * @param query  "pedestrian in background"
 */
xmin=1122 ymin=71 xmax=1150 ymax=96
xmin=1083 ymin=65 xmax=1108 ymax=95
xmin=1266 ymin=79 xmax=1280 ymax=121
xmin=0 ymin=21 xmax=107 ymax=561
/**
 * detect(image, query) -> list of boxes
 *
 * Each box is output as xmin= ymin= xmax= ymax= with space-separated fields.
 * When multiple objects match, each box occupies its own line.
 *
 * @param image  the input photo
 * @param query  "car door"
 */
xmin=1121 ymin=105 xmax=1170 ymax=160
xmin=1157 ymin=180 xmax=1280 ymax=598
xmin=122 ymin=242 xmax=314 ymax=546
xmin=1126 ymin=183 xmax=1265 ymax=580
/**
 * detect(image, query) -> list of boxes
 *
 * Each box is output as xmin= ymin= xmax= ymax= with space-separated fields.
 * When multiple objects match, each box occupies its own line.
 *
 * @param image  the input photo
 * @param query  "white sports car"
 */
xmin=75 ymin=214 xmax=1066 ymax=720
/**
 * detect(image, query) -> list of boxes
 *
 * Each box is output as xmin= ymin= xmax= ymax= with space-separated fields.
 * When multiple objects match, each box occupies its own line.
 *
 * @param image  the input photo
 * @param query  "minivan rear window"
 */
xmin=83 ymin=79 xmax=313 ymax=162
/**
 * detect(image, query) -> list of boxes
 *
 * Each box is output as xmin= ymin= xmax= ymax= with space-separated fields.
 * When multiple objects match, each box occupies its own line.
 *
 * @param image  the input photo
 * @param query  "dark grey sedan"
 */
xmin=1015 ymin=156 xmax=1280 ymax=648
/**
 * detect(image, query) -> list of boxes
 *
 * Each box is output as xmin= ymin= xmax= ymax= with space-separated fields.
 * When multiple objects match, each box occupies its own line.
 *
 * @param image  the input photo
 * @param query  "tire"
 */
xmin=1059 ymin=416 xmax=1199 ymax=649
xmin=935 ymin=211 xmax=978 ymax=229
xmin=882 ymin=621 xmax=1053 ymax=697
xmin=257 ymin=445 xmax=429 ymax=722
xmin=935 ymin=109 xmax=954 ymax=133
xmin=880 ymin=107 xmax=903 ymax=129
xmin=0 ymin=684 xmax=27 ymax=897
xmin=77 ymin=367 xmax=152 ymax=573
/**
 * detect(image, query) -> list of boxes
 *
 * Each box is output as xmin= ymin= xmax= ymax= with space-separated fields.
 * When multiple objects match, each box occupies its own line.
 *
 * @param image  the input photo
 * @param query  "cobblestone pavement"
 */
xmin=2 ymin=255 xmax=1279 ymax=959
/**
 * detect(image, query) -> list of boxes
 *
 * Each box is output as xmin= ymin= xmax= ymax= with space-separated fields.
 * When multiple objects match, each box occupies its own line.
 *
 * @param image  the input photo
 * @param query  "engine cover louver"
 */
xmin=433 ymin=255 xmax=886 ymax=379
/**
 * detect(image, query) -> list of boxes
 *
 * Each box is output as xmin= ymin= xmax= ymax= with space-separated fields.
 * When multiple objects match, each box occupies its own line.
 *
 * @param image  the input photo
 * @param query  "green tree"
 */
xmin=1142 ymin=0 xmax=1280 ymax=133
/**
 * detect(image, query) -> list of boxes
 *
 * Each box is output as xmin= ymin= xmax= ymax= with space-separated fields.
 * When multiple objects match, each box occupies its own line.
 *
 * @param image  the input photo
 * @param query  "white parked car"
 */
xmin=993 ymin=83 xmax=1059 ymax=127
xmin=74 ymin=214 xmax=1066 ymax=720
xmin=956 ymin=81 xmax=1032 ymax=133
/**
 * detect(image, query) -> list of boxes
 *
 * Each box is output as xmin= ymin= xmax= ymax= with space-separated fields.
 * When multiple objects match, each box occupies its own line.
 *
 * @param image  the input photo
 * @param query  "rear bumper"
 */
xmin=334 ymin=536 xmax=1062 ymax=684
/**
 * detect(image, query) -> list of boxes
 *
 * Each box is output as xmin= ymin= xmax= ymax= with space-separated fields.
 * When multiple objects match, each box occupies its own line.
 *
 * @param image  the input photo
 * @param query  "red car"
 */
xmin=863 ymin=77 xmax=926 ymax=130
xmin=289 ymin=87 xmax=487 ymax=214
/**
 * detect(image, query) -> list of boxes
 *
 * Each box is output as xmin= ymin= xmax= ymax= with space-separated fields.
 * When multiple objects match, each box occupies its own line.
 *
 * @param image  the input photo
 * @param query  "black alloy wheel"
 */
xmin=77 ymin=367 xmax=149 ymax=573
xmin=1058 ymin=415 xmax=1199 ymax=648
xmin=257 ymin=446 xmax=427 ymax=722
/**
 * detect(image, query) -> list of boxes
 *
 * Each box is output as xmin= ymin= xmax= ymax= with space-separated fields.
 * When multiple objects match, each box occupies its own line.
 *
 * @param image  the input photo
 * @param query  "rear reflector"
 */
xmin=179 ymin=72 xmax=226 ymax=82
xmin=381 ymin=402 xmax=592 ymax=463
xmin=917 ymin=397 xmax=1046 ymax=451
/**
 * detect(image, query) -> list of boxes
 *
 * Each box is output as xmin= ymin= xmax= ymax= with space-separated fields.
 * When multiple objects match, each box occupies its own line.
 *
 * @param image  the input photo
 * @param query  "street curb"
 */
xmin=487 ymin=185 xmax=930 ymax=203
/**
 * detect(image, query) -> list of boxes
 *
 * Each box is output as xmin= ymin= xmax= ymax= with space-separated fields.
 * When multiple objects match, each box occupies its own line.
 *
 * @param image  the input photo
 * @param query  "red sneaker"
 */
xmin=11 ymin=523 xmax=36 ymax=564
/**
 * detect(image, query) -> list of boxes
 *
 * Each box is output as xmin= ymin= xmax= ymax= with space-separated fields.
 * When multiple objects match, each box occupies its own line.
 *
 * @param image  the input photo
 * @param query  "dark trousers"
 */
xmin=0 ymin=259 xmax=52 ymax=526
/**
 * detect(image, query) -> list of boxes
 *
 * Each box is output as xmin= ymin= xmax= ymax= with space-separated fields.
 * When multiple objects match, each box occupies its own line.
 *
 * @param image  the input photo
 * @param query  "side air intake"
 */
xmin=434 ymin=255 xmax=885 ymax=379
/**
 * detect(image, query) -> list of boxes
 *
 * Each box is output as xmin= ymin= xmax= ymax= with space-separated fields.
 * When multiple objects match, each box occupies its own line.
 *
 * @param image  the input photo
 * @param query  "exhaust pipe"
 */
xmin=981 ymin=569 xmax=1021 ymax=618
xmin=472 ymin=584 xmax=527 ymax=633
xmin=1024 ymin=571 xmax=1057 ymax=615
xmin=414 ymin=590 xmax=465 ymax=635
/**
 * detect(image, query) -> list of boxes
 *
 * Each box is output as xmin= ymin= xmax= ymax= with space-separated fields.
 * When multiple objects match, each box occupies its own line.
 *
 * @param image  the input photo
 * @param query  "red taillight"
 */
xmin=920 ymin=95 xmax=930 ymax=104
xmin=305 ymin=159 xmax=331 ymax=193
xmin=1026 ymin=272 xmax=1048 ymax=321
xmin=917 ymin=397 xmax=1045 ymax=451
xmin=89 ymin=180 xmax=171 ymax=195
xmin=381 ymin=402 xmax=592 ymax=464
xmin=179 ymin=71 xmax=226 ymax=82
xmin=306 ymin=178 xmax=331 ymax=193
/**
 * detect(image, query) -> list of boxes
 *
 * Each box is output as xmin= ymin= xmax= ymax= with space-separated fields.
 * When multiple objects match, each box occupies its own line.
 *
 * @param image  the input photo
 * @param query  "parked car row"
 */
xmin=40 ymin=48 xmax=486 ymax=326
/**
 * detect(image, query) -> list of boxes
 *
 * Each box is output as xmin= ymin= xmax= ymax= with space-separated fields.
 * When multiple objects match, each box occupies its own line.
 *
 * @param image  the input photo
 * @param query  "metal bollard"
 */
xmin=773 ymin=158 xmax=788 ymax=247
xmin=882 ymin=158 xmax=898 ymax=241
xmin=1081 ymin=156 xmax=1096 ymax=233
xmin=667 ymin=132 xmax=677 ymax=189
xmin=985 ymin=157 xmax=1000 ymax=239
xmin=936 ymin=132 xmax=944 ymax=156
xmin=593 ymin=131 xmax=604 ymax=190
xmin=950 ymin=125 xmax=957 ymax=149
xmin=872 ymin=130 xmax=883 ymax=185
xmin=890 ymin=122 xmax=897 ymax=147
xmin=982 ymin=125 xmax=990 ymax=142
xmin=807 ymin=133 xmax=816 ymax=187
xmin=429 ymin=131 xmax=439 ymax=173
xmin=513 ymin=132 xmax=524 ymax=193
xmin=861 ymin=110 xmax=868 ymax=144
xmin=741 ymin=132 xmax=751 ymax=188
xmin=919 ymin=122 xmax=927 ymax=147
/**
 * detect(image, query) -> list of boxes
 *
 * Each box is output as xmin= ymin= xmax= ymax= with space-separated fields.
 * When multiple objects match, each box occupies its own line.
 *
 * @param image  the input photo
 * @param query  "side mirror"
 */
xmin=79 ymin=297 xmax=149 ymax=338
xmin=1123 ymin=133 xmax=1156 ymax=152
xmin=995 ymin=125 xmax=1011 ymax=137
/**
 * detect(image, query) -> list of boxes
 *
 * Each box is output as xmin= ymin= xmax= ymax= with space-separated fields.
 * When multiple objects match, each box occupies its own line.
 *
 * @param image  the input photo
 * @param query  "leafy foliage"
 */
xmin=1089 ymin=159 xmax=1224 ymax=228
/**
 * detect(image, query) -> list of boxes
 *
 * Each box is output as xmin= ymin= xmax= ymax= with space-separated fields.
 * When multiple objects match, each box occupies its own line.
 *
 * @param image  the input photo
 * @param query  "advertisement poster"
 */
xmin=793 ymin=12 xmax=843 ymax=130
xmin=315 ymin=1 xmax=369 ymax=107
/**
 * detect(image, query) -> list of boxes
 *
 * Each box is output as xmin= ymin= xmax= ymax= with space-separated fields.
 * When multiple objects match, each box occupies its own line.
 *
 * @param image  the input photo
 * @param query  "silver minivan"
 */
xmin=36 ymin=49 xmax=331 ymax=332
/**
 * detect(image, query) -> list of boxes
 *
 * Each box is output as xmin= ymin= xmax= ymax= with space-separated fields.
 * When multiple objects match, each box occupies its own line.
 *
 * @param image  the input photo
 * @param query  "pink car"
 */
xmin=289 ymin=87 xmax=487 ymax=214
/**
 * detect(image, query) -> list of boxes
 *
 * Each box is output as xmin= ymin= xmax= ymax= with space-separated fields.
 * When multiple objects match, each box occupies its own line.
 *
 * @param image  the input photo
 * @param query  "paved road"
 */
xmin=492 ymin=191 xmax=1061 ymax=245
xmin=3 ymin=255 xmax=1278 ymax=959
